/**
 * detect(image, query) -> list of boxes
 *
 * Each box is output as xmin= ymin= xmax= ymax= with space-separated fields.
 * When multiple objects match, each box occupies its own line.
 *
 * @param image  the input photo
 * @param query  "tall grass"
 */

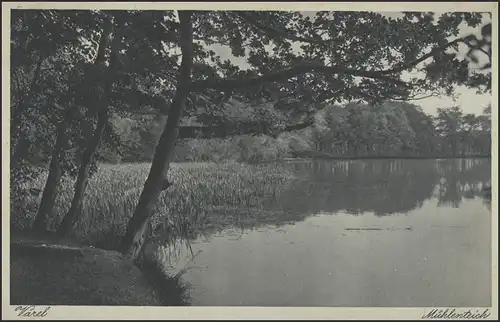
xmin=12 ymin=162 xmax=296 ymax=251
xmin=11 ymin=161 xmax=297 ymax=305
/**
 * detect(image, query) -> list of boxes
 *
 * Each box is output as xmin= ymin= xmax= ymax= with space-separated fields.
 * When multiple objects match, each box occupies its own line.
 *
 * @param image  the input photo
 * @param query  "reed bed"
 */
xmin=12 ymin=162 xmax=296 ymax=250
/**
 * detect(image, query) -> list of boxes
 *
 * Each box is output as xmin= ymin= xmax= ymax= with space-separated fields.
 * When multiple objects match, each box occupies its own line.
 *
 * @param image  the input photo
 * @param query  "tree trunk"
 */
xmin=32 ymin=119 xmax=68 ymax=232
xmin=55 ymin=116 xmax=103 ymax=235
xmin=11 ymin=55 xmax=44 ymax=130
xmin=56 ymin=17 xmax=118 ymax=236
xmin=11 ymin=55 xmax=45 ymax=171
xmin=11 ymin=135 xmax=29 ymax=171
xmin=119 ymin=11 xmax=194 ymax=260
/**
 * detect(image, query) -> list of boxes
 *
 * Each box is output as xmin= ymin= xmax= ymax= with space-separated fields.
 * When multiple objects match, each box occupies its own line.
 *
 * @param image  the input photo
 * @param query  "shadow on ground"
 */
xmin=10 ymin=234 xmax=188 ymax=306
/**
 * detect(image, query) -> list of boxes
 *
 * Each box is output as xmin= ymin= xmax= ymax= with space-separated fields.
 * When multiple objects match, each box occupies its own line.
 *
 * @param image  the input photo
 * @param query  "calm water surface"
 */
xmin=165 ymin=158 xmax=492 ymax=307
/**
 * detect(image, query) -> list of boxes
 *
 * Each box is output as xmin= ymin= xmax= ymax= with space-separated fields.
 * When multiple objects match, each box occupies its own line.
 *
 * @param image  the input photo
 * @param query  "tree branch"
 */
xmin=112 ymin=88 xmax=170 ymax=114
xmin=382 ymin=38 xmax=464 ymax=75
xmin=276 ymin=117 xmax=316 ymax=136
xmin=236 ymin=12 xmax=327 ymax=45
xmin=191 ymin=35 xmax=474 ymax=95
xmin=191 ymin=63 xmax=406 ymax=92
xmin=391 ymin=93 xmax=439 ymax=101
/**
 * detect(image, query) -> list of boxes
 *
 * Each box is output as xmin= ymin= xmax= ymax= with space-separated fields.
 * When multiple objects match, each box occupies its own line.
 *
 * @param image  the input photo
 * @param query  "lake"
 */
xmin=162 ymin=158 xmax=492 ymax=307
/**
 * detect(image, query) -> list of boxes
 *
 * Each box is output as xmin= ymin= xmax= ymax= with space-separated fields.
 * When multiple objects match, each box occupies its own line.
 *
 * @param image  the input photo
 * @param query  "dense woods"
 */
xmin=10 ymin=9 xmax=492 ymax=260
xmin=98 ymin=101 xmax=492 ymax=163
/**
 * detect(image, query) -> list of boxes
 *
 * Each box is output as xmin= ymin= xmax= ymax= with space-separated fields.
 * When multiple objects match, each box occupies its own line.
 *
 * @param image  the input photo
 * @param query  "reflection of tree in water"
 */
xmin=268 ymin=158 xmax=491 ymax=217
xmin=435 ymin=158 xmax=491 ymax=208
xmin=269 ymin=159 xmax=438 ymax=216
xmin=166 ymin=158 xmax=491 ymax=246
xmin=159 ymin=158 xmax=491 ymax=262
xmin=482 ymin=189 xmax=492 ymax=209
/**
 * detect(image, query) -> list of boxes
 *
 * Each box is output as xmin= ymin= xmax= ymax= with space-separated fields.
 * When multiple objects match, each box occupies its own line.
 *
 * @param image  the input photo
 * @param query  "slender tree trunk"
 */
xmin=11 ymin=135 xmax=29 ymax=171
xmin=30 ymin=17 xmax=113 ymax=233
xmin=32 ymin=119 xmax=68 ymax=232
xmin=11 ymin=55 xmax=44 ymax=130
xmin=11 ymin=55 xmax=45 ymax=171
xmin=56 ymin=17 xmax=117 ymax=236
xmin=56 ymin=107 xmax=107 ymax=235
xmin=120 ymin=11 xmax=194 ymax=260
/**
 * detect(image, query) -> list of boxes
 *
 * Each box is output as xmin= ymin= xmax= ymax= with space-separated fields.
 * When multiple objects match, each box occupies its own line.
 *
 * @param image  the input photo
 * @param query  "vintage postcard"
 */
xmin=2 ymin=1 xmax=498 ymax=320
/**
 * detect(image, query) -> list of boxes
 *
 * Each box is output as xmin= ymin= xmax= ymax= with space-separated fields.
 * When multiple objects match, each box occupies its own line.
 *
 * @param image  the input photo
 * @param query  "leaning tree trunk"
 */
xmin=119 ymin=11 xmax=194 ymax=260
xmin=56 ymin=18 xmax=118 ymax=236
xmin=32 ymin=118 xmax=69 ymax=232
xmin=56 ymin=107 xmax=108 ymax=235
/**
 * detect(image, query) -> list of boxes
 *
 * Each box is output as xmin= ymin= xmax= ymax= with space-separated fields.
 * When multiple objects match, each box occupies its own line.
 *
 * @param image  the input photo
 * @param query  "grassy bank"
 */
xmin=10 ymin=235 xmax=189 ymax=306
xmin=12 ymin=162 xmax=297 ymax=250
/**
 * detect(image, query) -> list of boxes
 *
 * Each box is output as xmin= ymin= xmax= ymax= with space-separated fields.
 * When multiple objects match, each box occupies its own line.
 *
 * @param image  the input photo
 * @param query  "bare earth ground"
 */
xmin=10 ymin=233 xmax=163 ymax=306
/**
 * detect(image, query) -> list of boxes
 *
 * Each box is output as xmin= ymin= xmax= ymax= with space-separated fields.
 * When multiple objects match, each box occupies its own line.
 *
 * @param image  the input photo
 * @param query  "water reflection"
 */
xmin=159 ymin=158 xmax=491 ymax=244
xmin=435 ymin=159 xmax=491 ymax=208
xmin=156 ymin=158 xmax=492 ymax=307
xmin=266 ymin=158 xmax=491 ymax=218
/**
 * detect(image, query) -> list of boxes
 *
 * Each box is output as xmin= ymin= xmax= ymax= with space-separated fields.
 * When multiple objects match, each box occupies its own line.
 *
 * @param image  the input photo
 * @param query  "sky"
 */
xmin=207 ymin=11 xmax=492 ymax=116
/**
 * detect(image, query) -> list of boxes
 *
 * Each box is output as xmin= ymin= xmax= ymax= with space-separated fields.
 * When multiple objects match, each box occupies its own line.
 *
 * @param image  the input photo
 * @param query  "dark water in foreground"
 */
xmin=166 ymin=158 xmax=492 ymax=307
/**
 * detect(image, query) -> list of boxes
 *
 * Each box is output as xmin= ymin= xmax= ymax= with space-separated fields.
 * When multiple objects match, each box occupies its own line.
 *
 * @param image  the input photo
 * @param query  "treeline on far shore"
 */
xmin=92 ymin=101 xmax=491 ymax=164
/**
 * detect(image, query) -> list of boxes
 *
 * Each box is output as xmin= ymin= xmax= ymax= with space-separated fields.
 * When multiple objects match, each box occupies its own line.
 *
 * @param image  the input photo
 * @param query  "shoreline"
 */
xmin=288 ymin=154 xmax=491 ymax=161
xmin=10 ymin=233 xmax=188 ymax=306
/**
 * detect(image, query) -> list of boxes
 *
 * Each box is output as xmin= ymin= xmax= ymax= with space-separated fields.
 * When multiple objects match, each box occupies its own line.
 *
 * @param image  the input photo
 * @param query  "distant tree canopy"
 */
xmin=102 ymin=101 xmax=491 ymax=163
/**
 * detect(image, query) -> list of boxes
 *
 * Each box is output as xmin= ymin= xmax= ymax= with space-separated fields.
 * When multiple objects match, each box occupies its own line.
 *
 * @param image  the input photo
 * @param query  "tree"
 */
xmin=397 ymin=102 xmax=437 ymax=156
xmin=435 ymin=106 xmax=465 ymax=156
xmin=55 ymin=14 xmax=120 ymax=235
xmin=118 ymin=11 xmax=194 ymax=258
xmin=475 ymin=105 xmax=492 ymax=155
xmin=10 ymin=10 xmax=105 ymax=231
xmin=116 ymin=11 xmax=491 ymax=259
xmin=10 ymin=10 xmax=98 ymax=169
xmin=372 ymin=102 xmax=416 ymax=155
xmin=55 ymin=10 xmax=183 ymax=235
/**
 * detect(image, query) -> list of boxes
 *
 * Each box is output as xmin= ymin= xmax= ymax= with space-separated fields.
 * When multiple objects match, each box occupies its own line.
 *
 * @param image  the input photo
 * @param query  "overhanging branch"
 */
xmin=191 ymin=36 xmax=468 ymax=93
xmin=191 ymin=64 xmax=406 ymax=92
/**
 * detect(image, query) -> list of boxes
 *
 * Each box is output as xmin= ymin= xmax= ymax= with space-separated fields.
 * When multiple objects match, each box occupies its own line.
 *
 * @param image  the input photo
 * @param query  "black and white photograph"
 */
xmin=3 ymin=1 xmax=497 ymax=320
